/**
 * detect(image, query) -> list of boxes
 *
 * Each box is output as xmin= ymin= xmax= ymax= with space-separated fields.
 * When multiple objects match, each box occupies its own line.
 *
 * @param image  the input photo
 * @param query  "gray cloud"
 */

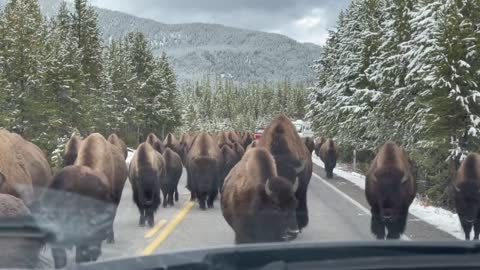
xmin=90 ymin=0 xmax=350 ymax=45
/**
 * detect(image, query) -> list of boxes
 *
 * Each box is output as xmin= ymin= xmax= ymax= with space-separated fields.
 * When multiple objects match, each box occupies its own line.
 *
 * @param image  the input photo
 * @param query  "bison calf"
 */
xmin=454 ymin=153 xmax=480 ymax=240
xmin=365 ymin=142 xmax=416 ymax=240
xmin=222 ymin=148 xmax=299 ymax=244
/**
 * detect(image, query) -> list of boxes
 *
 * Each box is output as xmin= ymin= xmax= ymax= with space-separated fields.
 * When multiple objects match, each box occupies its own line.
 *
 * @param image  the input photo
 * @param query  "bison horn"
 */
xmin=401 ymin=173 xmax=409 ymax=184
xmin=292 ymin=177 xmax=299 ymax=192
xmin=265 ymin=179 xmax=274 ymax=197
xmin=454 ymin=184 xmax=461 ymax=192
xmin=294 ymin=160 xmax=305 ymax=175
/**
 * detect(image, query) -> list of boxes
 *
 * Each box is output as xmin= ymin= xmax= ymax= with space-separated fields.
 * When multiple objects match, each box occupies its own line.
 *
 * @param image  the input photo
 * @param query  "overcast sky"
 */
xmin=89 ymin=0 xmax=351 ymax=45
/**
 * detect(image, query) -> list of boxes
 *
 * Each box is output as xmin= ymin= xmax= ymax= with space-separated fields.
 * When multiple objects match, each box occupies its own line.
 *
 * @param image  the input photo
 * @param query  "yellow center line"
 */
xmin=144 ymin=219 xmax=167 ymax=238
xmin=140 ymin=201 xmax=195 ymax=256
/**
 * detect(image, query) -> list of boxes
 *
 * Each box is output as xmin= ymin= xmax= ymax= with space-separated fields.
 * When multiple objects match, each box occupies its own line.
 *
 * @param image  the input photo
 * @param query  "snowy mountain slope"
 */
xmin=5 ymin=0 xmax=322 ymax=82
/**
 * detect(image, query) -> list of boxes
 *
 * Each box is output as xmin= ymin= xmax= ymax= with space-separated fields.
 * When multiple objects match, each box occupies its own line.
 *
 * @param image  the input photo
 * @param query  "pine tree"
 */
xmin=71 ymin=0 xmax=103 ymax=132
xmin=0 ymin=0 xmax=45 ymax=138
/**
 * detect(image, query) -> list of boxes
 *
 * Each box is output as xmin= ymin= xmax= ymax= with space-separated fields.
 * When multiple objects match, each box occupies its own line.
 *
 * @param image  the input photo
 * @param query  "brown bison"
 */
xmin=42 ymin=166 xmax=114 ymax=268
xmin=222 ymin=148 xmax=299 ymax=244
xmin=129 ymin=143 xmax=165 ymax=226
xmin=179 ymin=133 xmax=196 ymax=164
xmin=319 ymin=139 xmax=339 ymax=179
xmin=219 ymin=145 xmax=240 ymax=192
xmin=186 ymin=132 xmax=221 ymax=209
xmin=257 ymin=114 xmax=313 ymax=231
xmin=365 ymin=142 xmax=416 ymax=240
xmin=146 ymin=133 xmax=164 ymax=154
xmin=228 ymin=131 xmax=241 ymax=145
xmin=233 ymin=142 xmax=245 ymax=159
xmin=216 ymin=131 xmax=233 ymax=148
xmin=313 ymin=137 xmax=326 ymax=158
xmin=164 ymin=133 xmax=180 ymax=153
xmin=108 ymin=133 xmax=128 ymax=160
xmin=303 ymin=137 xmax=315 ymax=155
xmin=74 ymin=133 xmax=128 ymax=243
xmin=0 ymin=194 xmax=44 ymax=268
xmin=454 ymin=153 xmax=480 ymax=240
xmin=162 ymin=148 xmax=182 ymax=207
xmin=242 ymin=131 xmax=254 ymax=149
xmin=6 ymin=132 xmax=53 ymax=202
xmin=63 ymin=135 xmax=82 ymax=166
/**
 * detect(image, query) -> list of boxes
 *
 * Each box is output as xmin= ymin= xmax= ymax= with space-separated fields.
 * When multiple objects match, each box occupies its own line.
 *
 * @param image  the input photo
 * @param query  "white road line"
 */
xmin=312 ymin=172 xmax=411 ymax=241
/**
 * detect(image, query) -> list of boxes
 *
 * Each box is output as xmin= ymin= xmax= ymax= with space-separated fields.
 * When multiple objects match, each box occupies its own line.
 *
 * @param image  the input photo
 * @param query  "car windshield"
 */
xmin=0 ymin=0 xmax=472 ymax=268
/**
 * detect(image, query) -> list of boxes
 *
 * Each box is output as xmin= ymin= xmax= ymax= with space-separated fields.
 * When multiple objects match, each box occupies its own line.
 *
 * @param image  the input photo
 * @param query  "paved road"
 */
xmin=41 ymin=159 xmax=457 ymax=266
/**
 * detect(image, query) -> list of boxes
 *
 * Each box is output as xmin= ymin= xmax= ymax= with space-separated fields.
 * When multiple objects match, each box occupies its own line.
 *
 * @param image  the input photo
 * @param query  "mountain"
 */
xmin=2 ymin=0 xmax=323 ymax=82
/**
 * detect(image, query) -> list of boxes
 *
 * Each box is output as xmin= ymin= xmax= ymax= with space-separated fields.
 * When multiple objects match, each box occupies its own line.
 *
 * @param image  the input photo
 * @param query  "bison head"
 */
xmin=371 ymin=170 xmax=410 ymax=223
xmin=262 ymin=176 xmax=299 ymax=241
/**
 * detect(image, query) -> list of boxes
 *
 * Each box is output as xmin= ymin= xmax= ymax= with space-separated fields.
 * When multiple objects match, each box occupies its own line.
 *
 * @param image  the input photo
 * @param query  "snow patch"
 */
xmin=312 ymin=154 xmax=463 ymax=239
xmin=126 ymin=148 xmax=135 ymax=166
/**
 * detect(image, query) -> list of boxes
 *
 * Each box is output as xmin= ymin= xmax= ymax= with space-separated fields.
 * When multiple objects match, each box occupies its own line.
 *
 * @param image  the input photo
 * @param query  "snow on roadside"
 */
xmin=126 ymin=148 xmax=135 ymax=166
xmin=312 ymin=154 xmax=464 ymax=239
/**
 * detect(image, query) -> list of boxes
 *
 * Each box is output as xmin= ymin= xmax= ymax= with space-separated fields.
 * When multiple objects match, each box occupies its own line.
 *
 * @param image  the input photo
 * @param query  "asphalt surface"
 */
xmin=40 ymin=158 xmax=458 ymax=267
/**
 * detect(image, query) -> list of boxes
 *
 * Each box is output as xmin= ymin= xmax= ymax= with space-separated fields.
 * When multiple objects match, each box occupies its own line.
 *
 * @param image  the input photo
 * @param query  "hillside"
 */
xmin=0 ymin=0 xmax=322 ymax=82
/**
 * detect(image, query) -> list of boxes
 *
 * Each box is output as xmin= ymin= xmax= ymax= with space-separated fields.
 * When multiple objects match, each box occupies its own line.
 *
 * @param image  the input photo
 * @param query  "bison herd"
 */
xmin=1 ymin=113 xmax=480 ymax=267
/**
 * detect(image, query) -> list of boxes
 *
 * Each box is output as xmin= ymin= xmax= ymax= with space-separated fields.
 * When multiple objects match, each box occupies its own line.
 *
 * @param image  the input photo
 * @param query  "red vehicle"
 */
xmin=253 ymin=127 xmax=264 ymax=140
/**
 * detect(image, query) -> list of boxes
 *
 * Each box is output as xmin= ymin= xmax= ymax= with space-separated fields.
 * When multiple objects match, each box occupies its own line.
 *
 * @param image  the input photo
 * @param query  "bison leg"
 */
xmin=371 ymin=214 xmax=386 ymax=240
xmin=146 ymin=209 xmax=155 ymax=227
xmin=296 ymin=189 xmax=309 ymax=230
xmin=207 ymin=187 xmax=218 ymax=209
xmin=168 ymin=189 xmax=174 ymax=206
xmin=461 ymin=219 xmax=473 ymax=240
xmin=162 ymin=189 xmax=168 ymax=208
xmin=474 ymin=219 xmax=480 ymax=240
xmin=386 ymin=211 xmax=407 ymax=240
xmin=197 ymin=192 xmax=207 ymax=210
xmin=106 ymin=223 xmax=115 ymax=244
xmin=190 ymin=192 xmax=197 ymax=201
xmin=174 ymin=187 xmax=179 ymax=202
xmin=52 ymin=247 xmax=67 ymax=269
xmin=139 ymin=208 xmax=146 ymax=227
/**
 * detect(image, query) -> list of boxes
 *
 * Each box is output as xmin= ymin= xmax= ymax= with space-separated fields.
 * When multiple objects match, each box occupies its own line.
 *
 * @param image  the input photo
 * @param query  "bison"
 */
xmin=219 ymin=145 xmax=240 ymax=192
xmin=454 ymin=153 xmax=480 ymax=240
xmin=186 ymin=132 xmax=221 ymax=209
xmin=163 ymin=133 xmax=180 ymax=155
xmin=129 ymin=143 xmax=165 ymax=226
xmin=0 ymin=194 xmax=44 ymax=268
xmin=313 ymin=137 xmax=326 ymax=158
xmin=233 ymin=142 xmax=245 ymax=159
xmin=42 ymin=166 xmax=114 ymax=268
xmin=319 ymin=139 xmax=339 ymax=179
xmin=221 ymin=148 xmax=300 ymax=244
xmin=228 ymin=131 xmax=241 ymax=145
xmin=63 ymin=135 xmax=82 ymax=166
xmin=303 ymin=137 xmax=315 ymax=155
xmin=242 ymin=131 xmax=254 ymax=149
xmin=107 ymin=133 xmax=128 ymax=160
xmin=74 ymin=133 xmax=128 ymax=243
xmin=257 ymin=114 xmax=313 ymax=231
xmin=365 ymin=142 xmax=416 ymax=240
xmin=146 ymin=133 xmax=164 ymax=154
xmin=5 ymin=132 xmax=53 ymax=202
xmin=162 ymin=148 xmax=182 ymax=207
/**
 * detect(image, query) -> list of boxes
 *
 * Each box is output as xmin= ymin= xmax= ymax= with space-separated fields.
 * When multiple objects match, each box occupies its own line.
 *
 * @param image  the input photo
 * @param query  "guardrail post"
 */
xmin=353 ymin=150 xmax=357 ymax=172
